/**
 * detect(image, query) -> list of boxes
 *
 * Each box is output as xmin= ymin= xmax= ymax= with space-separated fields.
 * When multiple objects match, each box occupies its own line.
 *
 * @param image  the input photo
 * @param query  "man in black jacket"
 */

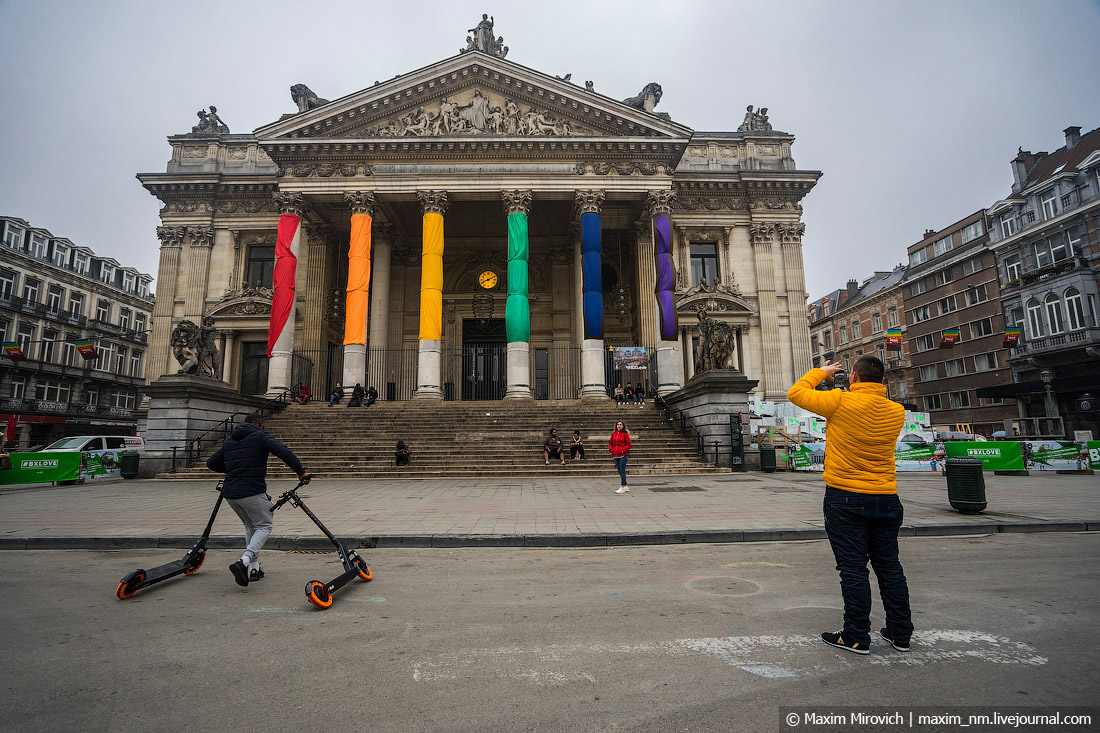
xmin=207 ymin=413 xmax=312 ymax=587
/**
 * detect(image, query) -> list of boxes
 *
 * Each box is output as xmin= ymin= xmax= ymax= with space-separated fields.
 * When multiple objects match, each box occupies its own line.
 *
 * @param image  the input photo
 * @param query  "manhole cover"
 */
xmin=686 ymin=576 xmax=760 ymax=597
xmin=648 ymin=486 xmax=705 ymax=492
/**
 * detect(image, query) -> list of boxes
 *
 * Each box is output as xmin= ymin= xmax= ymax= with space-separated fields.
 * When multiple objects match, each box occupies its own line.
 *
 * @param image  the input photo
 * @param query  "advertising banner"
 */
xmin=613 ymin=347 xmax=649 ymax=370
xmin=895 ymin=442 xmax=942 ymax=472
xmin=1088 ymin=441 xmax=1100 ymax=470
xmin=1026 ymin=441 xmax=1090 ymax=471
xmin=944 ymin=441 xmax=1025 ymax=471
xmin=789 ymin=443 xmax=826 ymax=471
xmin=0 ymin=451 xmax=82 ymax=484
xmin=83 ymin=450 xmax=122 ymax=479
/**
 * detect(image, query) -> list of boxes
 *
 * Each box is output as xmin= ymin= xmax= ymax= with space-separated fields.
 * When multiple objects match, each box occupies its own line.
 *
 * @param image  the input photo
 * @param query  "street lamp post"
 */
xmin=1040 ymin=369 xmax=1057 ymax=418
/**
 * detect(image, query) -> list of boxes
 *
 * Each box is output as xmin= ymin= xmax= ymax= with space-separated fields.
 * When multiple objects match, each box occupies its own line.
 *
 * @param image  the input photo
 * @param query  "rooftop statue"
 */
xmin=291 ymin=84 xmax=329 ymax=113
xmin=189 ymin=106 xmax=229 ymax=135
xmin=623 ymin=83 xmax=663 ymax=113
xmin=460 ymin=14 xmax=508 ymax=58
xmin=737 ymin=105 xmax=774 ymax=132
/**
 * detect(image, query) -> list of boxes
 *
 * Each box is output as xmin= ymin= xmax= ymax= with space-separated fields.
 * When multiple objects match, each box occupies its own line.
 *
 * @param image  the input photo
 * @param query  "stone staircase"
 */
xmin=156 ymin=399 xmax=724 ymax=480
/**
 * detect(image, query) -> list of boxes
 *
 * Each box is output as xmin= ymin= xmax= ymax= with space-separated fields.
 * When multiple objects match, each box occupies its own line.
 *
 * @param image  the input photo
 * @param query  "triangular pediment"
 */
xmin=254 ymin=52 xmax=693 ymax=144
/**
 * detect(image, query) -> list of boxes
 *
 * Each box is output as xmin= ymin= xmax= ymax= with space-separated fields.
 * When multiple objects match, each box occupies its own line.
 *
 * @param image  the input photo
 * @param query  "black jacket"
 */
xmin=207 ymin=422 xmax=305 ymax=499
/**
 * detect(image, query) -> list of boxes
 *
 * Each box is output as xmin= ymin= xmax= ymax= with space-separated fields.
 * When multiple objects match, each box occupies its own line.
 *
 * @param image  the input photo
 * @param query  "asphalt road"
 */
xmin=2 ymin=533 xmax=1098 ymax=732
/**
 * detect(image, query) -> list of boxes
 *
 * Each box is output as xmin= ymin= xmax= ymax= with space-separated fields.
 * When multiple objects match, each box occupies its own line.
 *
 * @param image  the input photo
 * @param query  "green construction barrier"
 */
xmin=944 ymin=441 xmax=1025 ymax=471
xmin=0 ymin=451 xmax=82 ymax=485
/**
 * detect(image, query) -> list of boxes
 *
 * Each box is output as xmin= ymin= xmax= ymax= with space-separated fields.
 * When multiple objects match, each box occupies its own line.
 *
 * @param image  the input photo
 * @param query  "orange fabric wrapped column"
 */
xmin=342 ymin=192 xmax=375 ymax=387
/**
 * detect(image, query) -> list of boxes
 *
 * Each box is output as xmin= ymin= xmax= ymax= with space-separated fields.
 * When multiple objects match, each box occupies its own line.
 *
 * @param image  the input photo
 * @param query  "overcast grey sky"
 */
xmin=2 ymin=0 xmax=1098 ymax=299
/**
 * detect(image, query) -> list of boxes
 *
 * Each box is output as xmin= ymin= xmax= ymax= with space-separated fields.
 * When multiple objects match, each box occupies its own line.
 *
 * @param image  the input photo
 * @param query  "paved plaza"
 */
xmin=0 ymin=470 xmax=1096 ymax=549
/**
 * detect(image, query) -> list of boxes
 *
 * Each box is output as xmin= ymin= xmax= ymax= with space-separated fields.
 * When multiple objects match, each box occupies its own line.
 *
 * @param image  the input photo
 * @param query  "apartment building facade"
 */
xmin=981 ymin=125 xmax=1100 ymax=440
xmin=904 ymin=211 xmax=1015 ymax=436
xmin=0 ymin=216 xmax=154 ymax=447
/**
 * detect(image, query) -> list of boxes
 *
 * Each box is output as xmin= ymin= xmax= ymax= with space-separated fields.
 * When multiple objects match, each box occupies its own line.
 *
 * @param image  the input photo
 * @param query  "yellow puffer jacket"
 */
xmin=786 ymin=368 xmax=905 ymax=494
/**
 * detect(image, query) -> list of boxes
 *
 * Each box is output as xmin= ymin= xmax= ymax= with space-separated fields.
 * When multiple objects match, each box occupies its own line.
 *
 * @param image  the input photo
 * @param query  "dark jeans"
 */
xmin=613 ymin=456 xmax=628 ymax=485
xmin=823 ymin=487 xmax=913 ymax=646
xmin=570 ymin=445 xmax=585 ymax=459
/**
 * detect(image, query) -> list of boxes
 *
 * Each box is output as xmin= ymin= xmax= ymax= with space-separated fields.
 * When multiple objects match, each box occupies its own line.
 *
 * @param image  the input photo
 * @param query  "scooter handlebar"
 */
xmin=271 ymin=479 xmax=307 ymax=511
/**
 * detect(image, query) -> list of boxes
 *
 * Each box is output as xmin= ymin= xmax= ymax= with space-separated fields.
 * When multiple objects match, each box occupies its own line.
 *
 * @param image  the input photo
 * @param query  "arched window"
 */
xmin=1027 ymin=299 xmax=1045 ymax=338
xmin=1045 ymin=293 xmax=1064 ymax=335
xmin=852 ymin=319 xmax=862 ymax=339
xmin=1065 ymin=288 xmax=1085 ymax=331
xmin=872 ymin=312 xmax=882 ymax=332
xmin=839 ymin=326 xmax=848 ymax=344
xmin=888 ymin=307 xmax=899 ymax=327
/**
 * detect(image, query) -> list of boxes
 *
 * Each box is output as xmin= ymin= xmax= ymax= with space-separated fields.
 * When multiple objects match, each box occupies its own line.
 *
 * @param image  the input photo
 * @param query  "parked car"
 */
xmin=39 ymin=436 xmax=146 ymax=454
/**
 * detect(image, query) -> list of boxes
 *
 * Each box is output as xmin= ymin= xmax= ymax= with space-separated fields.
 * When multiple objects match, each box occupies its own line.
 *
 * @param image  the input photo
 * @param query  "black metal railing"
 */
xmin=654 ymin=394 xmax=705 ymax=459
xmin=170 ymin=384 xmax=297 ymax=471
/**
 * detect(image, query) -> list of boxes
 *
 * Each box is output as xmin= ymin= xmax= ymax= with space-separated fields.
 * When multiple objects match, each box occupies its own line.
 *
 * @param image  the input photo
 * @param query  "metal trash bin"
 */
xmin=945 ymin=456 xmax=986 ymax=513
xmin=759 ymin=445 xmax=777 ymax=473
xmin=120 ymin=450 xmax=140 ymax=480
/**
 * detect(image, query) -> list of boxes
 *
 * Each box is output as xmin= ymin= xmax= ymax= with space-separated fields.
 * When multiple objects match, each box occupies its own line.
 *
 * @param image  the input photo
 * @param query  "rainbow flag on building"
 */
xmin=73 ymin=339 xmax=97 ymax=360
xmin=940 ymin=328 xmax=961 ymax=348
xmin=1003 ymin=327 xmax=1022 ymax=348
xmin=886 ymin=329 xmax=902 ymax=351
xmin=2 ymin=342 xmax=24 ymax=359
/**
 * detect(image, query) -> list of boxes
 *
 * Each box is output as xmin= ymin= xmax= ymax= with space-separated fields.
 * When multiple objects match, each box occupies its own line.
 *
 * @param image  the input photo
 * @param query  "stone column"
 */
xmin=502 ymin=189 xmax=533 ymax=400
xmin=414 ymin=190 xmax=448 ymax=400
xmin=646 ymin=191 xmax=683 ymax=396
xmin=266 ymin=192 xmax=305 ymax=397
xmin=681 ymin=326 xmax=695 ymax=381
xmin=576 ymin=190 xmax=608 ymax=400
xmin=633 ymin=221 xmax=658 ymax=348
xmin=570 ymin=222 xmax=583 ymax=347
xmin=779 ymin=222 xmax=812 ymax=379
xmin=149 ymin=226 xmax=186 ymax=381
xmin=342 ymin=191 xmax=375 ymax=386
xmin=750 ymin=220 xmax=783 ymax=398
xmin=183 ymin=226 xmax=214 ymax=321
xmin=367 ymin=223 xmax=394 ymax=396
xmin=301 ymin=225 xmax=333 ymax=354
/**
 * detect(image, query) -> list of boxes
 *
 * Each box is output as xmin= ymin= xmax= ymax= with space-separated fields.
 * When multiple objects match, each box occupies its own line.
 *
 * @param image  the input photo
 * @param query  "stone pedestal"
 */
xmin=137 ymin=374 xmax=269 ymax=477
xmin=504 ymin=342 xmax=532 ymax=399
xmin=655 ymin=339 xmax=683 ymax=396
xmin=413 ymin=339 xmax=443 ymax=400
xmin=343 ymin=344 xmax=366 ymax=387
xmin=662 ymin=369 xmax=759 ymax=469
xmin=580 ymin=338 xmax=608 ymax=400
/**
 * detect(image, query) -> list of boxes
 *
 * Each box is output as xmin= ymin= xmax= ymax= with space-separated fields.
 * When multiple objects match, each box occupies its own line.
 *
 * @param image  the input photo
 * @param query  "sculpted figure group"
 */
xmin=171 ymin=316 xmax=222 ymax=380
xmin=367 ymin=89 xmax=575 ymax=137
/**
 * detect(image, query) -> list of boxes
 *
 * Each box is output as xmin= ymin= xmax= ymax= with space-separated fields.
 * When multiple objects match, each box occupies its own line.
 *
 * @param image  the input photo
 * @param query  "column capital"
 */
xmin=501 ymin=189 xmax=533 ymax=216
xmin=374 ymin=222 xmax=398 ymax=242
xmin=777 ymin=221 xmax=806 ymax=244
xmin=273 ymin=191 xmax=305 ymax=216
xmin=186 ymin=226 xmax=215 ymax=248
xmin=644 ymin=190 xmax=677 ymax=218
xmin=344 ymin=191 xmax=377 ymax=217
xmin=156 ymin=225 xmax=187 ymax=248
xmin=749 ymin=222 xmax=776 ymax=245
xmin=574 ymin=189 xmax=605 ymax=216
xmin=417 ymin=190 xmax=449 ymax=216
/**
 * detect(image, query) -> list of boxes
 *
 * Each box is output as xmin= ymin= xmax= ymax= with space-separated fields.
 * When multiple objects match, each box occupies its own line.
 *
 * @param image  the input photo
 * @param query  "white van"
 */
xmin=40 ymin=436 xmax=146 ymax=454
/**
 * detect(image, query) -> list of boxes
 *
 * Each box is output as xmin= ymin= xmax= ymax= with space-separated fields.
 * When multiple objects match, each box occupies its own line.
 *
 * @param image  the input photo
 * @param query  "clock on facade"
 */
xmin=478 ymin=270 xmax=498 ymax=289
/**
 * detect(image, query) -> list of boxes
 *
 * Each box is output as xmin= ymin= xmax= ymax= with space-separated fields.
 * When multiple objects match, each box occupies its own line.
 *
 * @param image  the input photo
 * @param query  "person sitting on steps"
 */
xmin=365 ymin=386 xmax=378 ymax=407
xmin=570 ymin=431 xmax=585 ymax=460
xmin=614 ymin=383 xmax=624 ymax=406
xmin=544 ymin=428 xmax=565 ymax=465
xmin=348 ymin=383 xmax=364 ymax=408
xmin=395 ymin=440 xmax=411 ymax=467
xmin=296 ymin=384 xmax=312 ymax=405
xmin=327 ymin=383 xmax=344 ymax=407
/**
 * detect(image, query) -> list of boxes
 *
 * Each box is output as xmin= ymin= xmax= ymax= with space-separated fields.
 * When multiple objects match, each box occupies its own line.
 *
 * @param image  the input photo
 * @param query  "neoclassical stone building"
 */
xmin=138 ymin=21 xmax=819 ymax=402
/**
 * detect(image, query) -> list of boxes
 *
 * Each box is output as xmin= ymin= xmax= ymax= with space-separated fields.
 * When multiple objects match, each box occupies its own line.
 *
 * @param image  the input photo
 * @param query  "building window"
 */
xmin=11 ymin=377 xmax=27 ymax=400
xmin=95 ymin=340 xmax=116 ymax=372
xmin=95 ymin=300 xmax=110 ymax=322
xmin=878 ymin=346 xmax=886 ymax=362
xmin=29 ymin=234 xmax=46 ymax=258
xmin=135 ymin=313 xmax=146 ymax=333
xmin=933 ymin=236 xmax=952 ymax=257
xmin=946 ymin=358 xmax=965 ymax=377
xmin=1027 ymin=298 xmax=1045 ymax=338
xmin=938 ymin=295 xmax=957 ymax=315
xmin=100 ymin=264 xmax=115 ymax=285
xmin=925 ymin=394 xmax=942 ymax=411
xmin=910 ymin=280 xmax=926 ymax=297
xmin=16 ymin=322 xmax=36 ymax=353
xmin=843 ymin=356 xmax=851 ymax=372
xmin=114 ymin=346 xmax=128 ymax=374
xmin=871 ymin=313 xmax=882 ymax=333
xmin=46 ymin=284 xmax=64 ymax=313
xmin=839 ymin=326 xmax=848 ymax=344
xmin=137 ymin=280 xmax=149 ymax=298
xmin=3 ymin=225 xmax=23 ymax=249
xmin=52 ymin=245 xmax=69 ymax=268
xmin=933 ymin=270 xmax=953 ymax=286
xmin=21 ymin=277 xmax=41 ymax=303
xmin=119 ymin=308 xmax=131 ymax=330
xmin=122 ymin=272 xmax=135 ymax=292
xmin=1065 ymin=288 xmax=1085 ymax=331
xmin=909 ymin=248 xmax=927 ymax=266
xmin=1045 ymin=293 xmax=1064 ymax=334
xmin=1040 ymin=190 xmax=1058 ymax=220
xmin=68 ymin=292 xmax=85 ymax=317
xmin=41 ymin=329 xmax=58 ymax=363
xmin=689 ymin=242 xmax=719 ymax=287
xmin=969 ymin=317 xmax=994 ymax=339
xmin=975 ymin=352 xmax=997 ymax=371
xmin=39 ymin=381 xmax=71 ymax=403
xmin=0 ymin=318 xmax=9 ymax=343
xmin=110 ymin=390 xmax=136 ymax=410
xmin=960 ymin=256 xmax=982 ymax=276
xmin=73 ymin=253 xmax=87 ymax=274
xmin=950 ymin=391 xmax=971 ymax=409
xmin=823 ymin=330 xmax=832 ymax=349
xmin=919 ymin=364 xmax=938 ymax=381
xmin=964 ymin=284 xmax=988 ymax=307
xmin=822 ymin=300 xmax=831 ymax=317
xmin=0 ymin=267 xmax=16 ymax=299
xmin=999 ymin=214 xmax=1016 ymax=239
xmin=1007 ymin=307 xmax=1024 ymax=329
xmin=60 ymin=342 xmax=77 ymax=367
xmin=245 ymin=245 xmax=276 ymax=288
xmin=85 ymin=388 xmax=99 ymax=408
xmin=888 ymin=308 xmax=898 ymax=327
xmin=1004 ymin=254 xmax=1022 ymax=282
xmin=852 ymin=319 xmax=862 ymax=339
xmin=961 ymin=221 xmax=984 ymax=243
xmin=979 ymin=396 xmax=1003 ymax=406
xmin=912 ymin=305 xmax=931 ymax=323
xmin=914 ymin=333 xmax=938 ymax=352
xmin=130 ymin=350 xmax=143 ymax=378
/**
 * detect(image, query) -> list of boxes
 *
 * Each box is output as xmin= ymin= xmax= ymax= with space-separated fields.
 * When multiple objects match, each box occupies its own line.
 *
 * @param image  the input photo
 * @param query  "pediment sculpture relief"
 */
xmin=363 ymin=88 xmax=592 ymax=137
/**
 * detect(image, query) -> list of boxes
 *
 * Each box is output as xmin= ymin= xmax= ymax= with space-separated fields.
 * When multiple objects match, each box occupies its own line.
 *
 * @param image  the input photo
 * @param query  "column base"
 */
xmin=414 ymin=339 xmax=443 ymax=401
xmin=343 ymin=345 xmax=366 ymax=387
xmin=656 ymin=339 xmax=683 ymax=397
xmin=580 ymin=338 xmax=609 ymax=400
xmin=504 ymin=342 xmax=532 ymax=400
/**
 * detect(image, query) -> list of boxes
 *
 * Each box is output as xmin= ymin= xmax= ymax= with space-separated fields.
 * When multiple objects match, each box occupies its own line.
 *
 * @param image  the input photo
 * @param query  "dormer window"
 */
xmin=53 ymin=245 xmax=69 ymax=268
xmin=137 ymin=280 xmax=149 ymax=298
xmin=3 ymin=225 xmax=23 ymax=249
xmin=999 ymin=214 xmax=1016 ymax=238
xmin=933 ymin=236 xmax=952 ymax=257
xmin=100 ymin=265 xmax=114 ymax=285
xmin=1040 ymin=190 xmax=1058 ymax=220
xmin=74 ymin=253 xmax=87 ymax=274
xmin=123 ymin=272 xmax=135 ymax=292
xmin=29 ymin=234 xmax=46 ymax=258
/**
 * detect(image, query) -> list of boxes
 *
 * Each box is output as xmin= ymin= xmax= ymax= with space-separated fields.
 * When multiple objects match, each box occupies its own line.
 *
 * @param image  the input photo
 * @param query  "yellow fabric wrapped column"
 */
xmin=414 ymin=190 xmax=448 ymax=400
xmin=342 ymin=192 xmax=375 ymax=387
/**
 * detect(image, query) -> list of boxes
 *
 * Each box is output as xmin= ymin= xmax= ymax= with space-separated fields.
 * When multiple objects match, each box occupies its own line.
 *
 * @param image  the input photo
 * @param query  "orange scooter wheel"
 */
xmin=183 ymin=553 xmax=205 ymax=575
xmin=306 ymin=580 xmax=333 ymax=610
xmin=355 ymin=556 xmax=372 ymax=582
xmin=116 ymin=570 xmax=146 ymax=599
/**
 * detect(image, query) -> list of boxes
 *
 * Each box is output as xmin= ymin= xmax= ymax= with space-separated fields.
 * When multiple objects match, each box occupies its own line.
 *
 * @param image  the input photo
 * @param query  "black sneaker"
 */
xmin=229 ymin=560 xmax=249 ymax=587
xmin=879 ymin=628 xmax=910 ymax=652
xmin=249 ymin=567 xmax=265 ymax=582
xmin=820 ymin=630 xmax=870 ymax=655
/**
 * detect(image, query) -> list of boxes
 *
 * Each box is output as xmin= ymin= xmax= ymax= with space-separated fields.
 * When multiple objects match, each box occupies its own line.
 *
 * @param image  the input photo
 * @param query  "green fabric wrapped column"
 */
xmin=503 ymin=190 xmax=533 ymax=399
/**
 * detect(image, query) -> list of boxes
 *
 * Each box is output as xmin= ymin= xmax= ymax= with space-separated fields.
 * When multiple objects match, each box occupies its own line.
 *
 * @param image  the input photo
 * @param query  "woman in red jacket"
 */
xmin=609 ymin=420 xmax=632 ymax=493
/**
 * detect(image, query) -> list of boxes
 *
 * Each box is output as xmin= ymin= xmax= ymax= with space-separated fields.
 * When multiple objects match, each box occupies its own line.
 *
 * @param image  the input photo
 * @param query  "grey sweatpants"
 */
xmin=227 ymin=493 xmax=274 ymax=565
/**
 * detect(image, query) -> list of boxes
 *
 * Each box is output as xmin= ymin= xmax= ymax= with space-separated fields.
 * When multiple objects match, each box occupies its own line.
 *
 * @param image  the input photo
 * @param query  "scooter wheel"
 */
xmin=183 ymin=553 xmax=205 ymax=575
xmin=306 ymin=580 xmax=333 ymax=610
xmin=116 ymin=570 xmax=146 ymax=600
xmin=354 ymin=556 xmax=372 ymax=582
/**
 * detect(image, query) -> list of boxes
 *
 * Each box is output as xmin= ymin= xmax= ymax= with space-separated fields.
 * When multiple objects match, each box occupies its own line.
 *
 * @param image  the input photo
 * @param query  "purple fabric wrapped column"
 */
xmin=653 ymin=215 xmax=677 ymax=340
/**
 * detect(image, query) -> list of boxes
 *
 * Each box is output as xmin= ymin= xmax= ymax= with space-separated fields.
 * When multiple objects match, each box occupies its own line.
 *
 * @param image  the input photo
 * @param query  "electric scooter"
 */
xmin=271 ymin=482 xmax=372 ymax=609
xmin=115 ymin=481 xmax=225 ymax=599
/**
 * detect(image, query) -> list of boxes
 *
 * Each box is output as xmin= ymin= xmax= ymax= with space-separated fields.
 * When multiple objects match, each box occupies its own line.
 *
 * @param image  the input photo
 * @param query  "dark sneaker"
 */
xmin=820 ymin=630 xmax=870 ymax=655
xmin=879 ymin=628 xmax=910 ymax=652
xmin=249 ymin=567 xmax=265 ymax=582
xmin=229 ymin=560 xmax=249 ymax=587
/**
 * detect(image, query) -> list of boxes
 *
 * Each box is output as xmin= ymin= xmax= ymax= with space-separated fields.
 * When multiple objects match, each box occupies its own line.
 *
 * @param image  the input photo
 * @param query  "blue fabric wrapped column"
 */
xmin=575 ymin=190 xmax=608 ymax=400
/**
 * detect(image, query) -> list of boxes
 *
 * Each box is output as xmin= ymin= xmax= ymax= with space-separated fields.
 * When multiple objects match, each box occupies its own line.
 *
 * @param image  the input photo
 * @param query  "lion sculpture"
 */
xmin=622 ymin=83 xmax=663 ymax=113
xmin=291 ymin=84 xmax=330 ymax=113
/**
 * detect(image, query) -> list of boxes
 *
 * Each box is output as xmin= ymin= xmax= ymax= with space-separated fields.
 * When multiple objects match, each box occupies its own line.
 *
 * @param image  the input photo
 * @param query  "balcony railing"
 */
xmin=1001 ymin=254 xmax=1086 ymax=291
xmin=1009 ymin=327 xmax=1100 ymax=358
xmin=887 ymin=357 xmax=911 ymax=370
xmin=0 ymin=397 xmax=136 ymax=421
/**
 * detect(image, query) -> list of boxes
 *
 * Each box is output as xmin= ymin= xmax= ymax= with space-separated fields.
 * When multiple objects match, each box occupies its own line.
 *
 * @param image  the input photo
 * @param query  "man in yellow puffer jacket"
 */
xmin=787 ymin=356 xmax=913 ymax=656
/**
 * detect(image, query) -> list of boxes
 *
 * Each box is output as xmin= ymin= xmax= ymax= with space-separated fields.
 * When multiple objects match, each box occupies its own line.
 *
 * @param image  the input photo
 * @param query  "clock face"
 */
xmin=478 ymin=270 xmax=498 ymax=289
